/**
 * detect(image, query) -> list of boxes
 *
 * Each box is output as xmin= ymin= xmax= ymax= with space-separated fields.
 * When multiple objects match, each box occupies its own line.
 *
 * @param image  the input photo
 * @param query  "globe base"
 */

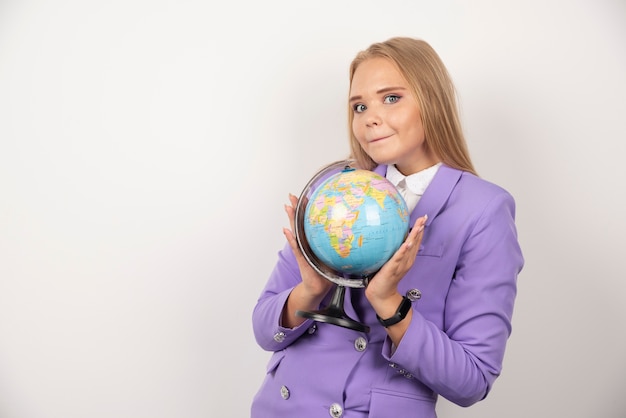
xmin=296 ymin=285 xmax=370 ymax=333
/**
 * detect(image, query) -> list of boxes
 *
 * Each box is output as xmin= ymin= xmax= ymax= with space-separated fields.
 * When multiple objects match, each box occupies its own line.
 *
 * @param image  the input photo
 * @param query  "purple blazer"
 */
xmin=251 ymin=165 xmax=524 ymax=418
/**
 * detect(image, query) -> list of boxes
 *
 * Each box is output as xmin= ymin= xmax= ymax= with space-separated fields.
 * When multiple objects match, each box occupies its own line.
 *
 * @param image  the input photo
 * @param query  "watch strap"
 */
xmin=376 ymin=296 xmax=412 ymax=328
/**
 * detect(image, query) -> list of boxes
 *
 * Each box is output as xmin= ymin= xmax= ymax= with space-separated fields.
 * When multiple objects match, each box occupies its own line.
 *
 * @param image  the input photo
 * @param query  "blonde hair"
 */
xmin=348 ymin=37 xmax=477 ymax=175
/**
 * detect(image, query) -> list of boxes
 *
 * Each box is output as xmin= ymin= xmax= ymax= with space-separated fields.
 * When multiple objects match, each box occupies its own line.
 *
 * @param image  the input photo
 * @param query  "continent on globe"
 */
xmin=303 ymin=168 xmax=410 ymax=277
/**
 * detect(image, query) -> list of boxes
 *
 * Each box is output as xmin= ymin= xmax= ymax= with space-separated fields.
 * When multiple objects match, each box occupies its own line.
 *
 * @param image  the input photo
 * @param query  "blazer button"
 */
xmin=307 ymin=324 xmax=317 ymax=334
xmin=280 ymin=385 xmax=290 ymax=400
xmin=354 ymin=337 xmax=367 ymax=352
xmin=406 ymin=288 xmax=422 ymax=301
xmin=329 ymin=403 xmax=343 ymax=417
xmin=273 ymin=331 xmax=286 ymax=343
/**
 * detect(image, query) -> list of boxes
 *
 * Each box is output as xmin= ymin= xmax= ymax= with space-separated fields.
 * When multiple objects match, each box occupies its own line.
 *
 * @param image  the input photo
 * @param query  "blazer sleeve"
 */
xmin=383 ymin=190 xmax=524 ymax=406
xmin=252 ymin=243 xmax=315 ymax=351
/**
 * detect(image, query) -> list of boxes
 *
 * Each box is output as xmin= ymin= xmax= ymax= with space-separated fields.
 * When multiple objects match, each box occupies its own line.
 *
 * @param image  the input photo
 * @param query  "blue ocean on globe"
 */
xmin=303 ymin=168 xmax=410 ymax=277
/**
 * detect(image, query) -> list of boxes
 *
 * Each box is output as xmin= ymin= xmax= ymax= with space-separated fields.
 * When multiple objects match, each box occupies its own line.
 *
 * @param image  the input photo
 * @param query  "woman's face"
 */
xmin=349 ymin=57 xmax=438 ymax=175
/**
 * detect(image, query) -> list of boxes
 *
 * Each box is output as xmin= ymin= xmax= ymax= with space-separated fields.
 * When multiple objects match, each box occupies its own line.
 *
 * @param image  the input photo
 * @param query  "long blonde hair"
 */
xmin=348 ymin=37 xmax=477 ymax=175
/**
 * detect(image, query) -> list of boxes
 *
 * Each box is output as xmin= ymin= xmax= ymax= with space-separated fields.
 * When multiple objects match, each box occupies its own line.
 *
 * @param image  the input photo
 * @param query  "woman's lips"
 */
xmin=369 ymin=134 xmax=392 ymax=143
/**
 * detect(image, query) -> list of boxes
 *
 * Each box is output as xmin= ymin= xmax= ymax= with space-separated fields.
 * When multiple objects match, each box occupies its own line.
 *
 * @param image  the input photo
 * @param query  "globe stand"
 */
xmin=296 ymin=285 xmax=370 ymax=333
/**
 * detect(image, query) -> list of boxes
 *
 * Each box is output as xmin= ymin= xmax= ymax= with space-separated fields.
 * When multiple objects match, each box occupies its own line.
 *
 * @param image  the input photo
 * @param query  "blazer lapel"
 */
xmin=373 ymin=164 xmax=463 ymax=226
xmin=413 ymin=165 xmax=462 ymax=226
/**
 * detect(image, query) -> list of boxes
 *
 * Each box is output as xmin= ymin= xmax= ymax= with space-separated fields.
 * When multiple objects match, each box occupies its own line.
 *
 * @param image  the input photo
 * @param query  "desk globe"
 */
xmin=294 ymin=160 xmax=410 ymax=333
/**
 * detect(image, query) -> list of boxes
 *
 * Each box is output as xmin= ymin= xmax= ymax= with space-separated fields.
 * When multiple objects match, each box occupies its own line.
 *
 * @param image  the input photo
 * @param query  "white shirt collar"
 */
xmin=386 ymin=163 xmax=442 ymax=196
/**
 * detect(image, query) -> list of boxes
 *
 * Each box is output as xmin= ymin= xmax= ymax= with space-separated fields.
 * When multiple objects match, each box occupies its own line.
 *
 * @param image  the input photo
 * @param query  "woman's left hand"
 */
xmin=365 ymin=215 xmax=427 ymax=306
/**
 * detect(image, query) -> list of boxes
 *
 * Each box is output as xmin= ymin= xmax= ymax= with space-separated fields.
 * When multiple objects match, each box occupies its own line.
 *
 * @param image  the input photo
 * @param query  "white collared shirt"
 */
xmin=386 ymin=163 xmax=442 ymax=213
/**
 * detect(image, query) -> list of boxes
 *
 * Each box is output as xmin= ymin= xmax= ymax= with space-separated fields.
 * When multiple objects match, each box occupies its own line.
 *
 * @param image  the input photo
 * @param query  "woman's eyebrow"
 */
xmin=349 ymin=86 xmax=407 ymax=102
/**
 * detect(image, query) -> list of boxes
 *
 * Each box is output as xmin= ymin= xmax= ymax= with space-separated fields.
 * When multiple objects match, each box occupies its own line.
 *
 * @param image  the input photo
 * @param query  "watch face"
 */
xmin=377 ymin=297 xmax=412 ymax=327
xmin=399 ymin=296 xmax=412 ymax=316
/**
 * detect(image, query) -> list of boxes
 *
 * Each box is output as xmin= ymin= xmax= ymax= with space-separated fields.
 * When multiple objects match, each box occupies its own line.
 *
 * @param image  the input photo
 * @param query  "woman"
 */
xmin=251 ymin=37 xmax=524 ymax=418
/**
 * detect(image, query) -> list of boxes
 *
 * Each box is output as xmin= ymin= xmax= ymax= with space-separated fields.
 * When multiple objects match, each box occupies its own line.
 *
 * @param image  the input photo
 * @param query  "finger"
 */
xmin=406 ymin=215 xmax=427 ymax=249
xmin=285 ymin=205 xmax=297 ymax=235
xmin=286 ymin=193 xmax=301 ymax=228
xmin=385 ymin=241 xmax=411 ymax=268
xmin=283 ymin=203 xmax=306 ymax=260
xmin=283 ymin=226 xmax=296 ymax=249
xmin=283 ymin=226 xmax=309 ymax=268
xmin=288 ymin=193 xmax=299 ymax=215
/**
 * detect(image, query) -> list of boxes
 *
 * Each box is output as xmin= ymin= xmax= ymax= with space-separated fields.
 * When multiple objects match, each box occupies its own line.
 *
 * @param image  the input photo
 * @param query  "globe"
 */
xmin=303 ymin=167 xmax=410 ymax=278
xmin=293 ymin=160 xmax=410 ymax=332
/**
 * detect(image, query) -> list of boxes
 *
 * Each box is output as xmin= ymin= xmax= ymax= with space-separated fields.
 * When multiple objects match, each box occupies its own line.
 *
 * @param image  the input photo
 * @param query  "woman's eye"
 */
xmin=354 ymin=103 xmax=367 ymax=113
xmin=383 ymin=95 xmax=401 ymax=104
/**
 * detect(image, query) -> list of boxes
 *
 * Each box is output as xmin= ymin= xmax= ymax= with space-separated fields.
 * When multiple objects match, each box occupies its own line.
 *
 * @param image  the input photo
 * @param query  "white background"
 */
xmin=1 ymin=0 xmax=625 ymax=417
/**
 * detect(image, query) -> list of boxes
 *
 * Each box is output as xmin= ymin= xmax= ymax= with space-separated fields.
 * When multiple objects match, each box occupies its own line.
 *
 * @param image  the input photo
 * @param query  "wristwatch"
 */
xmin=376 ymin=296 xmax=412 ymax=328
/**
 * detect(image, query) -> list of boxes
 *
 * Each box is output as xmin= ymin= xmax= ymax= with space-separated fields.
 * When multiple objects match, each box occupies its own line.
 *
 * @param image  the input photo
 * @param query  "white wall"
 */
xmin=0 ymin=0 xmax=624 ymax=417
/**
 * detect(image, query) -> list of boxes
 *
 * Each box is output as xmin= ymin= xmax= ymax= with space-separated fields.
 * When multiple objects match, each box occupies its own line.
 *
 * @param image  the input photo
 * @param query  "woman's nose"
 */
xmin=366 ymin=111 xmax=382 ymax=127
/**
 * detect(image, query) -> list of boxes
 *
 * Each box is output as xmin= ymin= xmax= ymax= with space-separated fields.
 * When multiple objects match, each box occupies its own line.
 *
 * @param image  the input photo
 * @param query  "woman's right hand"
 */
xmin=281 ymin=193 xmax=334 ymax=327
